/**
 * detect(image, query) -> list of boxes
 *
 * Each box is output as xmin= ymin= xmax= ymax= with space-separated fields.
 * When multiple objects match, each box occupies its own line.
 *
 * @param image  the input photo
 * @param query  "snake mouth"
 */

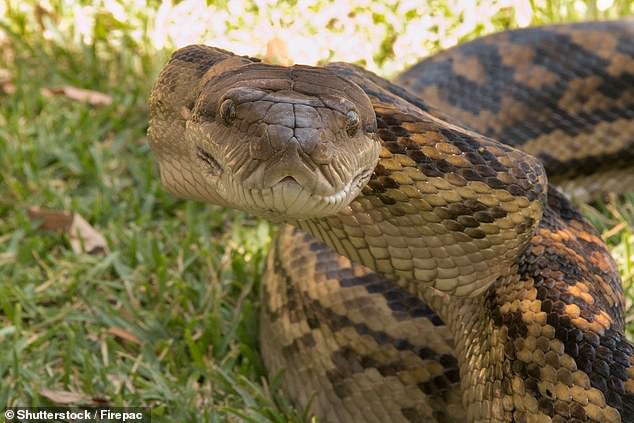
xmin=193 ymin=143 xmax=375 ymax=219
xmin=351 ymin=168 xmax=374 ymax=191
xmin=229 ymin=165 xmax=375 ymax=220
xmin=292 ymin=166 xmax=373 ymax=204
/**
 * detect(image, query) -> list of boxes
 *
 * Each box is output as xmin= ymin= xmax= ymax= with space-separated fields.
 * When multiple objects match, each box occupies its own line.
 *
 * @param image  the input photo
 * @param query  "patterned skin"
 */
xmin=147 ymin=21 xmax=634 ymax=423
xmin=397 ymin=20 xmax=634 ymax=201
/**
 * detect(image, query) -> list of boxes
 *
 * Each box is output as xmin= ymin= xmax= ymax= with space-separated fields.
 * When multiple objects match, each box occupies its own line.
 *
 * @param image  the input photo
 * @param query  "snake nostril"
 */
xmin=345 ymin=110 xmax=361 ymax=136
xmin=219 ymin=99 xmax=236 ymax=126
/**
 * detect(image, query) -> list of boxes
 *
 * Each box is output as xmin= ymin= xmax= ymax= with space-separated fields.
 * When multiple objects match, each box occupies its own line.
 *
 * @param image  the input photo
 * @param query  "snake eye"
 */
xmin=345 ymin=110 xmax=360 ymax=136
xmin=219 ymin=99 xmax=236 ymax=126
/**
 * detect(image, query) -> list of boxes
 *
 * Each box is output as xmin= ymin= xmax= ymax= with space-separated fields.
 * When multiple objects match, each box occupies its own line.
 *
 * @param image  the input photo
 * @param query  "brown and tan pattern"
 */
xmin=261 ymin=227 xmax=464 ymax=422
xmin=396 ymin=20 xmax=634 ymax=201
xmin=147 ymin=20 xmax=634 ymax=423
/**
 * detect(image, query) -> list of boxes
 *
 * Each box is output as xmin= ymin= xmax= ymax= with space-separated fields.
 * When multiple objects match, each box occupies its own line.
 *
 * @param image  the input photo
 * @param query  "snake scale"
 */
xmin=148 ymin=20 xmax=634 ymax=422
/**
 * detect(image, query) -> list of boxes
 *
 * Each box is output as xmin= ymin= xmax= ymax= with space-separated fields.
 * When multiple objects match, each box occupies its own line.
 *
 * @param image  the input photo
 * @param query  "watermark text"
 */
xmin=4 ymin=407 xmax=150 ymax=422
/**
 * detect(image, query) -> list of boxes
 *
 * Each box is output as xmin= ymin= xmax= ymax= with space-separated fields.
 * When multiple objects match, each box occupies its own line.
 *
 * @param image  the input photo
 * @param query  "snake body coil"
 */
xmin=148 ymin=20 xmax=634 ymax=422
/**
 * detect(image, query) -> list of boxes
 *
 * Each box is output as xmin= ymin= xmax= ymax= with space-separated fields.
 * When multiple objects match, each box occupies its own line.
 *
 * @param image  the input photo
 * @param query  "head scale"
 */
xmin=148 ymin=45 xmax=380 ymax=221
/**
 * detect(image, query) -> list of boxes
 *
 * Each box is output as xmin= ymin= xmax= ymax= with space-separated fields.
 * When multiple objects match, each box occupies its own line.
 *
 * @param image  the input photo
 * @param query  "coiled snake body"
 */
xmin=148 ymin=20 xmax=634 ymax=422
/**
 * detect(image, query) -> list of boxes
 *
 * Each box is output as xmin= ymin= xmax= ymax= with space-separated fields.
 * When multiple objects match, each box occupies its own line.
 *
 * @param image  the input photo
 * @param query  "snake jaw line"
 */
xmin=195 ymin=147 xmax=222 ymax=176
xmin=226 ymin=164 xmax=377 ymax=220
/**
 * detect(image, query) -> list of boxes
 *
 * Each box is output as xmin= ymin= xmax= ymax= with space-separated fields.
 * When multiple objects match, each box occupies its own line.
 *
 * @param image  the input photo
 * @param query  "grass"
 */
xmin=0 ymin=1 xmax=633 ymax=422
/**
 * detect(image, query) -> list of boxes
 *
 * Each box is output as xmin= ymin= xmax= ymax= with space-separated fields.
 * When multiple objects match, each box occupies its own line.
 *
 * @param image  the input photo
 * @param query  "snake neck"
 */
xmin=296 ymin=185 xmax=634 ymax=422
xmin=423 ymin=188 xmax=633 ymax=423
xmin=418 ymin=274 xmax=514 ymax=422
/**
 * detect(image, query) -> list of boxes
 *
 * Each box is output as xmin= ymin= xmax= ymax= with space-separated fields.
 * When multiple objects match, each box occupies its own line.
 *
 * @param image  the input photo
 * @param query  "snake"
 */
xmin=147 ymin=20 xmax=634 ymax=423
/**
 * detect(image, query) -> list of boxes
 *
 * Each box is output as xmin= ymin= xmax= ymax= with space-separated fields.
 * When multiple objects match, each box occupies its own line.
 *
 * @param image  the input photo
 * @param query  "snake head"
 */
xmin=148 ymin=45 xmax=381 ymax=221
